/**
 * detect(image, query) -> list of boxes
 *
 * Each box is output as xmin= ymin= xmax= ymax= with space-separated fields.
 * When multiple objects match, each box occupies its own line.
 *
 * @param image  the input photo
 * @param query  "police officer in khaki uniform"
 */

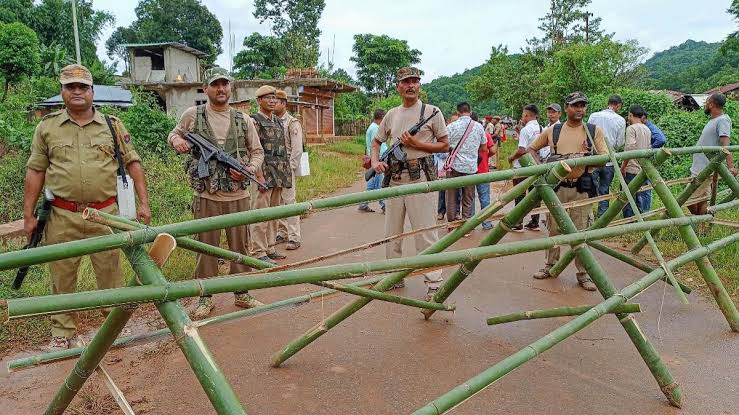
xmin=249 ymin=85 xmax=292 ymax=263
xmin=371 ymin=67 xmax=449 ymax=299
xmin=24 ymin=64 xmax=151 ymax=350
xmin=169 ymin=67 xmax=265 ymax=319
xmin=527 ymin=92 xmax=608 ymax=291
xmin=273 ymin=89 xmax=304 ymax=251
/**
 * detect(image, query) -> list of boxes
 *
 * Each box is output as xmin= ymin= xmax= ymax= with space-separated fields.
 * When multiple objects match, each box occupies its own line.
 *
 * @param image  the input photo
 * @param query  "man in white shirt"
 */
xmin=444 ymin=102 xmax=487 ymax=223
xmin=587 ymin=95 xmax=625 ymax=217
xmin=508 ymin=104 xmax=542 ymax=231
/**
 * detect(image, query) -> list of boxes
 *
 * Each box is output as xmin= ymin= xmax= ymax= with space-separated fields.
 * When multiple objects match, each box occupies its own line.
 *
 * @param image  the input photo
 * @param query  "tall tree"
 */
xmin=0 ymin=22 xmax=40 ymax=100
xmin=233 ymin=32 xmax=286 ymax=79
xmin=721 ymin=0 xmax=739 ymax=54
xmin=106 ymin=0 xmax=223 ymax=64
xmin=252 ymin=0 xmax=325 ymax=68
xmin=529 ymin=0 xmax=606 ymax=51
xmin=0 ymin=0 xmax=33 ymax=25
xmin=351 ymin=34 xmax=421 ymax=96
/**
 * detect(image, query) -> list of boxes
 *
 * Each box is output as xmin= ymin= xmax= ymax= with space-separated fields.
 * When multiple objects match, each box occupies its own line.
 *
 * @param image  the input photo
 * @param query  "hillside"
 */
xmin=424 ymin=66 xmax=501 ymax=117
xmin=645 ymin=39 xmax=739 ymax=93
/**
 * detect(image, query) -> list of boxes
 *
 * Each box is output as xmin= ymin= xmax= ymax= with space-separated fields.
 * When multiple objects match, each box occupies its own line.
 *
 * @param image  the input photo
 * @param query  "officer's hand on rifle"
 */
xmin=228 ymin=165 xmax=256 ymax=182
xmin=171 ymin=136 xmax=192 ymax=154
xmin=137 ymin=204 xmax=152 ymax=225
xmin=399 ymin=131 xmax=420 ymax=148
xmin=372 ymin=160 xmax=388 ymax=174
xmin=23 ymin=215 xmax=38 ymax=242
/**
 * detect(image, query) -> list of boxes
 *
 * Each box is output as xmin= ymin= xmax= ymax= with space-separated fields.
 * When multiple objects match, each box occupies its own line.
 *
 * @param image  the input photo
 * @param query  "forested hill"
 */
xmin=645 ymin=40 xmax=739 ymax=93
xmin=424 ymin=66 xmax=500 ymax=118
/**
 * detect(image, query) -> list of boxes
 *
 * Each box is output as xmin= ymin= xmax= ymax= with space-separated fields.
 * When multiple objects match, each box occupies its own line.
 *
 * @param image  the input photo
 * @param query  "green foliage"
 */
xmin=588 ymin=88 xmax=674 ymax=120
xmin=652 ymin=110 xmax=710 ymax=179
xmin=104 ymin=89 xmax=177 ymax=157
xmin=38 ymin=43 xmax=74 ymax=78
xmin=334 ymin=91 xmax=371 ymax=123
xmin=529 ymin=0 xmax=607 ymax=51
xmin=645 ymin=40 xmax=739 ymax=92
xmin=351 ymin=34 xmax=421 ymax=96
xmin=105 ymin=0 xmax=223 ymax=64
xmin=0 ymin=21 xmax=40 ymax=100
xmin=371 ymin=94 xmax=402 ymax=111
xmin=424 ymin=66 xmax=500 ymax=118
xmin=0 ymin=150 xmax=27 ymax=222
xmin=233 ymin=32 xmax=287 ymax=79
xmin=0 ymin=77 xmax=58 ymax=151
xmin=252 ymin=0 xmax=325 ymax=68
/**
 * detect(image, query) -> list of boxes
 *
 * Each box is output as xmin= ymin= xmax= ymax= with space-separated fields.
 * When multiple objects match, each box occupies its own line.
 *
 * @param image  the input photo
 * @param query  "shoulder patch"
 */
xmin=41 ymin=110 xmax=64 ymax=120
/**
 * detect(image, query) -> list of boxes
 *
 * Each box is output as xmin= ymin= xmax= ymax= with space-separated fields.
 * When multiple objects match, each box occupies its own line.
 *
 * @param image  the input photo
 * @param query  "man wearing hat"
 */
xmin=486 ymin=115 xmax=503 ymax=169
xmin=169 ymin=67 xmax=265 ymax=319
xmin=248 ymin=85 xmax=292 ymax=263
xmin=370 ymin=67 xmax=449 ymax=299
xmin=527 ymin=92 xmax=608 ymax=291
xmin=24 ymin=64 xmax=151 ymax=349
xmin=273 ymin=89 xmax=304 ymax=251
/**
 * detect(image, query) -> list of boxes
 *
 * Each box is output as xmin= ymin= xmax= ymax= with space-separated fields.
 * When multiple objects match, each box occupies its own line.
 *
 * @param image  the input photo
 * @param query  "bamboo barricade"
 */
xmin=486 ymin=303 xmax=642 ymax=325
xmin=1 ymin=145 xmax=738 ymax=415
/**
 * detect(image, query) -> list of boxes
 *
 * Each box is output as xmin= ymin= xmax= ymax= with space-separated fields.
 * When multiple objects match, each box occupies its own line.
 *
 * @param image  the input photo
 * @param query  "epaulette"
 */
xmin=41 ymin=110 xmax=64 ymax=121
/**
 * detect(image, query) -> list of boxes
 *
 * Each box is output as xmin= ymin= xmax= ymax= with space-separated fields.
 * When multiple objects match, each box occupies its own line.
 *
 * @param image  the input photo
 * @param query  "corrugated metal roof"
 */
xmin=121 ymin=42 xmax=209 ymax=58
xmin=37 ymin=85 xmax=133 ymax=107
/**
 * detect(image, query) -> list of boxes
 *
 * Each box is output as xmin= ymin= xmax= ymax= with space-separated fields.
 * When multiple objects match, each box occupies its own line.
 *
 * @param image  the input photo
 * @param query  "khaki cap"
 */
xmin=397 ymin=66 xmax=422 ymax=81
xmin=204 ymin=67 xmax=233 ymax=85
xmin=275 ymin=89 xmax=288 ymax=100
xmin=256 ymin=85 xmax=277 ymax=98
xmin=60 ymin=64 xmax=93 ymax=86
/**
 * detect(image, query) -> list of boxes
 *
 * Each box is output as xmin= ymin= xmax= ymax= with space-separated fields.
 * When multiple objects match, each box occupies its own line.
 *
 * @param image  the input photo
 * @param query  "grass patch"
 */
xmin=321 ymin=135 xmax=367 ymax=156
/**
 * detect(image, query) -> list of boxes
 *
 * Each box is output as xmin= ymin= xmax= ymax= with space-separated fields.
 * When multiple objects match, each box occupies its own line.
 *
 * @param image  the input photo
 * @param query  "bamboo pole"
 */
xmin=630 ymin=153 xmax=728 ymax=254
xmin=43 ymin=234 xmax=174 ymax=415
xmin=313 ymin=281 xmax=455 ymax=311
xmin=421 ymin=162 xmax=571 ymax=321
xmin=120 ymin=243 xmax=246 ymax=414
xmin=411 ymin=232 xmax=739 ymax=415
xmin=486 ymin=303 xmax=641 ymax=325
xmin=268 ymin=171 xmax=545 ymax=368
xmin=642 ymin=159 xmax=739 ymax=332
xmin=708 ymin=198 xmax=739 ymax=214
xmin=2 ymin=146 xmax=737 ymax=272
xmin=520 ymin=155 xmax=682 ymax=407
xmin=602 ymin=144 xmax=688 ymax=304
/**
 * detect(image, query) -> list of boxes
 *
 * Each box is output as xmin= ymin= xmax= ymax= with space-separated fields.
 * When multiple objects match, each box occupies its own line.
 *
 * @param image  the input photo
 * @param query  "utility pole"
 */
xmin=584 ymin=11 xmax=593 ymax=43
xmin=70 ymin=0 xmax=81 ymax=64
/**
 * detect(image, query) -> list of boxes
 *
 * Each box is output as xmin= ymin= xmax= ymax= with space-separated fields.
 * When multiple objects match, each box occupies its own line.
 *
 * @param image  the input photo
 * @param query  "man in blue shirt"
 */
xmin=639 ymin=113 xmax=667 ymax=212
xmin=359 ymin=109 xmax=387 ymax=213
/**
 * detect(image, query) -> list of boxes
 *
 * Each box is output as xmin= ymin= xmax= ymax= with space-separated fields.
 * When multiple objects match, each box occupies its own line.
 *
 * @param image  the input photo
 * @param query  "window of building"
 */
xmin=133 ymin=47 xmax=165 ymax=70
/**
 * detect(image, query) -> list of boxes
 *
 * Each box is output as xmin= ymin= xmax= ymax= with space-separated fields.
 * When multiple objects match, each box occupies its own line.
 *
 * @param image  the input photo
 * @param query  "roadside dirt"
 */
xmin=1 ymin=180 xmax=737 ymax=414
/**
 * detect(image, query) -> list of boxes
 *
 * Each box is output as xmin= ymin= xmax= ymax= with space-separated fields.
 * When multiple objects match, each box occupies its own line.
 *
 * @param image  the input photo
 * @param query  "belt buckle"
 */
xmin=76 ymin=202 xmax=89 ymax=212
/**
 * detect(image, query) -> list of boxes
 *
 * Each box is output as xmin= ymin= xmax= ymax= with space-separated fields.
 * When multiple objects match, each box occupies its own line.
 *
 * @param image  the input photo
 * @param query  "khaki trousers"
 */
xmin=385 ymin=171 xmax=442 ymax=287
xmin=545 ymin=186 xmax=593 ymax=274
xmin=46 ymin=204 xmax=122 ymax=339
xmin=193 ymin=196 xmax=252 ymax=279
xmin=277 ymin=173 xmax=300 ymax=242
xmin=249 ymin=186 xmax=283 ymax=258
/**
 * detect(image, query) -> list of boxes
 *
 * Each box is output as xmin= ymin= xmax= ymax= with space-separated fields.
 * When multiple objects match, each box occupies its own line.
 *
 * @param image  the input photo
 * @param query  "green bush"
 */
xmin=0 ymin=151 xmax=27 ymax=222
xmin=588 ymin=88 xmax=674 ymax=120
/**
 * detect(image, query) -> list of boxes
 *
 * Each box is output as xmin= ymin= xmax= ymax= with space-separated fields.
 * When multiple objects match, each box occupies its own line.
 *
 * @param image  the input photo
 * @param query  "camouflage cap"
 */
xmin=546 ymin=103 xmax=562 ymax=112
xmin=204 ymin=67 xmax=233 ymax=85
xmin=255 ymin=85 xmax=277 ymax=98
xmin=565 ymin=92 xmax=588 ymax=105
xmin=275 ymin=89 xmax=288 ymax=100
xmin=60 ymin=64 xmax=93 ymax=86
xmin=397 ymin=66 xmax=422 ymax=81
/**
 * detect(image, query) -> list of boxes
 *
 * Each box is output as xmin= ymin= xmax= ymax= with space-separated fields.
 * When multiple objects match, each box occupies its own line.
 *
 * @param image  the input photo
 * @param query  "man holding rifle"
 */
xmin=169 ymin=67 xmax=265 ymax=319
xmin=371 ymin=67 xmax=449 ymax=299
xmin=24 ymin=64 xmax=151 ymax=350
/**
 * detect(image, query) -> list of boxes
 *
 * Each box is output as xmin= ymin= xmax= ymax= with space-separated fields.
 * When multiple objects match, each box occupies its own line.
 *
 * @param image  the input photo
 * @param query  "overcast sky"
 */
xmin=94 ymin=0 xmax=736 ymax=81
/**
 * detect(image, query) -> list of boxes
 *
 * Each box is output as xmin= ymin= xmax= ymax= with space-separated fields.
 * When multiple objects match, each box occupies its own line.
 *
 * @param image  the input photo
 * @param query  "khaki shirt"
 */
xmin=373 ymin=100 xmax=448 ymax=160
xmin=279 ymin=112 xmax=304 ymax=172
xmin=168 ymin=104 xmax=264 ymax=201
xmin=529 ymin=122 xmax=608 ymax=180
xmin=27 ymin=109 xmax=141 ymax=203
xmin=624 ymin=123 xmax=651 ymax=174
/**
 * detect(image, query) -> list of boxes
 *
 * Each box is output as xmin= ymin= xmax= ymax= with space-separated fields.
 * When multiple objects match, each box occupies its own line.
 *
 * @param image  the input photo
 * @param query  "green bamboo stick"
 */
xmin=586 ymin=242 xmax=692 ymax=294
xmin=268 ymin=171 xmax=545 ymax=368
xmin=642 ymin=159 xmax=739 ymax=332
xmin=716 ymin=162 xmax=739 ymax=198
xmin=708 ymin=198 xmax=739 ymax=214
xmin=629 ymin=153 xmax=728 ymax=254
xmin=412 ymin=232 xmax=739 ymax=415
xmin=520 ymin=155 xmax=682 ymax=407
xmin=2 ymin=146 xmax=737 ymax=273
xmin=486 ymin=303 xmax=641 ymax=325
xmin=602 ymin=143 xmax=688 ymax=304
xmin=421 ymin=162 xmax=571 ymax=321
xmin=6 ymin=215 xmax=712 ymax=321
xmin=7 ymin=276 xmax=386 ymax=373
xmin=313 ymin=281 xmax=455 ymax=311
xmin=120 ymin=244 xmax=246 ymax=414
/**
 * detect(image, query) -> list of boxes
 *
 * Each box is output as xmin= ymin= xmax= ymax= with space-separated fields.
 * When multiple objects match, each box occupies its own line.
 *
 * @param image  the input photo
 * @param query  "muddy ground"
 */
xmin=1 ymin=180 xmax=737 ymax=414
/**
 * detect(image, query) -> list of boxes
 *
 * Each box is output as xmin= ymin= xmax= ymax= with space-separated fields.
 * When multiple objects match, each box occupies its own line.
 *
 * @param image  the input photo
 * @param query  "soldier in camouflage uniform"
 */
xmin=274 ymin=89 xmax=304 ymax=251
xmin=169 ymin=67 xmax=265 ymax=319
xmin=249 ymin=85 xmax=292 ymax=263
xmin=24 ymin=64 xmax=151 ymax=350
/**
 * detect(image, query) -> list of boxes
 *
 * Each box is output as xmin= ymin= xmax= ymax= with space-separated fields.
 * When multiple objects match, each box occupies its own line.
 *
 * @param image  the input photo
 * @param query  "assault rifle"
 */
xmin=365 ymin=109 xmax=439 ymax=181
xmin=184 ymin=132 xmax=268 ymax=190
xmin=13 ymin=188 xmax=54 ymax=290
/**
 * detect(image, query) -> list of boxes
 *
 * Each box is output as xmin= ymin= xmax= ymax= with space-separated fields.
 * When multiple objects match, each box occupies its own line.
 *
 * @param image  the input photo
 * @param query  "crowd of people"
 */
xmin=22 ymin=63 xmax=737 ymax=351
